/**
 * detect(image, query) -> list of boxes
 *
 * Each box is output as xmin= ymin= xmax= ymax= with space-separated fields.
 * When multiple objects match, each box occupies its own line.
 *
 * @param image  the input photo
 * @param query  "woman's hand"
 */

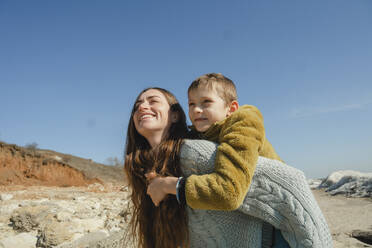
xmin=145 ymin=172 xmax=178 ymax=206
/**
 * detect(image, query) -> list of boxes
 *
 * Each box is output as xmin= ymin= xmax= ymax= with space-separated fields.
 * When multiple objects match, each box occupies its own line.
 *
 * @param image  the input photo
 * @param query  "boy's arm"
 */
xmin=185 ymin=105 xmax=265 ymax=210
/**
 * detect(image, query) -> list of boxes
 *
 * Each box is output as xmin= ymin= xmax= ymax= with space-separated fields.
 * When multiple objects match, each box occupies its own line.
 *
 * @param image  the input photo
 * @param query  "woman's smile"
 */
xmin=138 ymin=113 xmax=156 ymax=121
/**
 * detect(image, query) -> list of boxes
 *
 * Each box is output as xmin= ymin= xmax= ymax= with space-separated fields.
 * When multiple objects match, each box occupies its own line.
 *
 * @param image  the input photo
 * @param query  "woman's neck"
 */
xmin=148 ymin=136 xmax=162 ymax=148
xmin=145 ymin=131 xmax=167 ymax=148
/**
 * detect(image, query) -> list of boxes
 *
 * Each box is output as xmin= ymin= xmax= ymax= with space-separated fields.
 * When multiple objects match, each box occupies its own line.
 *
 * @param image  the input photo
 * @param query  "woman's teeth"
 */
xmin=140 ymin=114 xmax=154 ymax=120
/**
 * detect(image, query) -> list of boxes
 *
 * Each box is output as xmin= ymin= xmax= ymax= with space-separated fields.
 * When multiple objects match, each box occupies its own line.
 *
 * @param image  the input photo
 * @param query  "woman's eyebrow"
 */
xmin=135 ymin=99 xmax=143 ymax=105
xmin=147 ymin=95 xmax=161 ymax=100
xmin=135 ymin=95 xmax=161 ymax=104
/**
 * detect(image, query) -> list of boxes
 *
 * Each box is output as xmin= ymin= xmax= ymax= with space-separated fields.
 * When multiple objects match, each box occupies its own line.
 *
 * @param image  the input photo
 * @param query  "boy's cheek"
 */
xmin=188 ymin=110 xmax=195 ymax=124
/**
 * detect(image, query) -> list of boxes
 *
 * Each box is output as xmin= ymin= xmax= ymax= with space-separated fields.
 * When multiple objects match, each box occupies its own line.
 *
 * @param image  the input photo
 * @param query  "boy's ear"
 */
xmin=226 ymin=101 xmax=239 ymax=117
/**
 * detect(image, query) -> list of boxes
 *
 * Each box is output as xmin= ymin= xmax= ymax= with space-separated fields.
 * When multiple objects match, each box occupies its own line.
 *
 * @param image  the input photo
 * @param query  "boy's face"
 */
xmin=188 ymin=86 xmax=230 ymax=132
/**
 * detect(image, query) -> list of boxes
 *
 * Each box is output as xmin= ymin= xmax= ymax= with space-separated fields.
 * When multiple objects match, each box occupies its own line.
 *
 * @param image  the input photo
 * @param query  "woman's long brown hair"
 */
xmin=124 ymin=87 xmax=189 ymax=248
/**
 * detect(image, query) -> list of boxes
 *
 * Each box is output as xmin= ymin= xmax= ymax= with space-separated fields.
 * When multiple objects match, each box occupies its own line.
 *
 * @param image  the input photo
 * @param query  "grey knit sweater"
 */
xmin=180 ymin=139 xmax=332 ymax=248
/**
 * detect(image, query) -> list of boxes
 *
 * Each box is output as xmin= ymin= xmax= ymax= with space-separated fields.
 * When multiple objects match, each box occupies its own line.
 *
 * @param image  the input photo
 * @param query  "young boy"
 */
xmin=146 ymin=73 xmax=281 ymax=210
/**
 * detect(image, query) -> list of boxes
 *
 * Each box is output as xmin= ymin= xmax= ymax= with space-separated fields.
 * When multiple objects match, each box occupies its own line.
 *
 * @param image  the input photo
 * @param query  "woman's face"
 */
xmin=133 ymin=89 xmax=174 ymax=144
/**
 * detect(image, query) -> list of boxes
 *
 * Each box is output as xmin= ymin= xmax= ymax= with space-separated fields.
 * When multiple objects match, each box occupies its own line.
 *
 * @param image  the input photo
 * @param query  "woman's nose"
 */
xmin=137 ymin=101 xmax=150 ymax=111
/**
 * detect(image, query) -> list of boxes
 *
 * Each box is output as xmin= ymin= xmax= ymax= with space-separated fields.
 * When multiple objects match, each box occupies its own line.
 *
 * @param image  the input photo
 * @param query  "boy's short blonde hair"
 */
xmin=188 ymin=73 xmax=237 ymax=106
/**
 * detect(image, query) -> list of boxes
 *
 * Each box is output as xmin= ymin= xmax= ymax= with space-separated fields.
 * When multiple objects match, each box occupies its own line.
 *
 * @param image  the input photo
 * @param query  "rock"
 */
xmin=37 ymin=221 xmax=74 ymax=247
xmin=56 ymin=231 xmax=109 ymax=248
xmin=93 ymin=230 xmax=132 ymax=248
xmin=120 ymin=186 xmax=129 ymax=192
xmin=59 ymin=230 xmax=129 ymax=248
xmin=318 ymin=170 xmax=372 ymax=197
xmin=352 ymin=230 xmax=372 ymax=245
xmin=73 ymin=196 xmax=87 ymax=201
xmin=0 ymin=232 xmax=37 ymax=248
xmin=0 ymin=203 xmax=19 ymax=216
xmin=10 ymin=205 xmax=55 ymax=232
xmin=1 ymin=186 xmax=130 ymax=248
xmin=308 ymin=178 xmax=322 ymax=189
xmin=119 ymin=209 xmax=131 ymax=222
xmin=91 ymin=202 xmax=101 ymax=210
xmin=54 ymin=156 xmax=62 ymax=161
xmin=320 ymin=171 xmax=372 ymax=188
xmin=0 ymin=194 xmax=13 ymax=201
xmin=88 ymin=183 xmax=105 ymax=192
xmin=72 ymin=218 xmax=105 ymax=233
xmin=55 ymin=211 xmax=72 ymax=222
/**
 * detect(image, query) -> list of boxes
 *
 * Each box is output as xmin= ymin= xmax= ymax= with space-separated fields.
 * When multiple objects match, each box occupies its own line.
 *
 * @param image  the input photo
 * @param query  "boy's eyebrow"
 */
xmin=188 ymin=96 xmax=212 ymax=102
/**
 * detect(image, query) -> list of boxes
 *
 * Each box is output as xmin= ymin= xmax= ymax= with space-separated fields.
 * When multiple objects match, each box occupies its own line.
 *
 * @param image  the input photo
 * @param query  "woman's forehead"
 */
xmin=135 ymin=89 xmax=170 ymax=106
xmin=138 ymin=89 xmax=166 ymax=100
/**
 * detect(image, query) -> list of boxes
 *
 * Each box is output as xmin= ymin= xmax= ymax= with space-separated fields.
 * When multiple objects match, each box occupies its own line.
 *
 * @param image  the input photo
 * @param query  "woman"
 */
xmin=124 ymin=87 xmax=332 ymax=248
xmin=124 ymin=87 xmax=189 ymax=248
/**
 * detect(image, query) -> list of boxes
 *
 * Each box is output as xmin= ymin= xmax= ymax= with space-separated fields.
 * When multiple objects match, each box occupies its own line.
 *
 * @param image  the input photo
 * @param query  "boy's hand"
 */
xmin=145 ymin=172 xmax=178 ymax=206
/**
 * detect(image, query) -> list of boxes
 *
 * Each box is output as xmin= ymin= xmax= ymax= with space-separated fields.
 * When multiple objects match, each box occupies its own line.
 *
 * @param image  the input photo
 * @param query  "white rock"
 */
xmin=320 ymin=170 xmax=372 ymax=188
xmin=319 ymin=170 xmax=372 ymax=197
xmin=73 ymin=196 xmax=86 ymax=201
xmin=54 ymin=155 xmax=62 ymax=161
xmin=91 ymin=202 xmax=101 ymax=210
xmin=0 ymin=204 xmax=19 ymax=215
xmin=112 ymin=198 xmax=123 ymax=207
xmin=71 ymin=218 xmax=105 ymax=233
xmin=0 ymin=194 xmax=13 ymax=201
xmin=56 ymin=211 xmax=72 ymax=222
xmin=0 ymin=233 xmax=37 ymax=248
xmin=56 ymin=230 xmax=109 ymax=248
xmin=34 ymin=198 xmax=49 ymax=204
xmin=38 ymin=221 xmax=74 ymax=247
xmin=308 ymin=179 xmax=322 ymax=189
xmin=88 ymin=183 xmax=105 ymax=191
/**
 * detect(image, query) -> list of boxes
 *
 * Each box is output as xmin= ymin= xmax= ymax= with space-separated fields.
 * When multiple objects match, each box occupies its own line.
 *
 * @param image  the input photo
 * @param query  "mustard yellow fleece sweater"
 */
xmin=185 ymin=105 xmax=281 ymax=210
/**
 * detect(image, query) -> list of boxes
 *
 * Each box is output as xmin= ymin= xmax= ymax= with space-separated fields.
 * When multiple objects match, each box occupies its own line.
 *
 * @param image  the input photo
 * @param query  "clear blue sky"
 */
xmin=1 ymin=0 xmax=371 ymax=178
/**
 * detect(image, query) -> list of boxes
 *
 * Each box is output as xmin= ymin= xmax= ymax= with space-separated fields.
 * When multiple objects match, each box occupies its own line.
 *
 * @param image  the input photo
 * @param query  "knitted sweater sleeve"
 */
xmin=185 ymin=105 xmax=265 ymax=210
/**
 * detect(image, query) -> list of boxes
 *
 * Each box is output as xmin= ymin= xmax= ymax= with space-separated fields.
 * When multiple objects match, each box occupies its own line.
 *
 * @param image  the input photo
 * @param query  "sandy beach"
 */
xmin=312 ymin=189 xmax=372 ymax=247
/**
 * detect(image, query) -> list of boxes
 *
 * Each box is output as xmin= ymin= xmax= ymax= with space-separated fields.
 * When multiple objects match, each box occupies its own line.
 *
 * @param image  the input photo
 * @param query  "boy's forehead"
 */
xmin=188 ymin=85 xmax=223 ymax=99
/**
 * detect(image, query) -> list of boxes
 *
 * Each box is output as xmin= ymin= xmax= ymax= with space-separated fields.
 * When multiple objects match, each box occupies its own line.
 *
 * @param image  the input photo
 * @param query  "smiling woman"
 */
xmin=124 ymin=87 xmax=189 ymax=248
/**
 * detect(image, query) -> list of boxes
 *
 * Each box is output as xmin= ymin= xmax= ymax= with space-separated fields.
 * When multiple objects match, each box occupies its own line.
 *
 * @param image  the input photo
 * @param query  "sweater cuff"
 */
xmin=176 ymin=177 xmax=186 ymax=205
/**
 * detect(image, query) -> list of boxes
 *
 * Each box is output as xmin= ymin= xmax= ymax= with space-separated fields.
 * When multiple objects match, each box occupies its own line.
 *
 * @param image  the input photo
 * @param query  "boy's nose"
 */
xmin=193 ymin=105 xmax=202 ymax=113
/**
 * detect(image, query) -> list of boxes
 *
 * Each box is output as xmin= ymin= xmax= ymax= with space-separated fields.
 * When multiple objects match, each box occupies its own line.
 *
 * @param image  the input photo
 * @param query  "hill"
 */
xmin=0 ymin=141 xmax=126 ymax=187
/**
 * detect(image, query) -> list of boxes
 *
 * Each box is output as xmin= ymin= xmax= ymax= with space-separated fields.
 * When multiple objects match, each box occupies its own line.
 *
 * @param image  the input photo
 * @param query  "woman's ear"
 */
xmin=226 ymin=101 xmax=239 ymax=117
xmin=171 ymin=112 xmax=179 ymax=123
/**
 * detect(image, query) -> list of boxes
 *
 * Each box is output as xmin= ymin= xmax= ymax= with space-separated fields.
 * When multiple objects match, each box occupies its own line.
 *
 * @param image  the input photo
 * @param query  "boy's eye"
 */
xmin=203 ymin=99 xmax=212 ymax=104
xmin=188 ymin=103 xmax=195 ymax=107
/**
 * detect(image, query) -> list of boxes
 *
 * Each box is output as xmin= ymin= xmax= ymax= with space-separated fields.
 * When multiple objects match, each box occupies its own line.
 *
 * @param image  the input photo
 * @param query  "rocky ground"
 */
xmin=1 ymin=184 xmax=371 ymax=247
xmin=0 ymin=184 xmax=133 ymax=248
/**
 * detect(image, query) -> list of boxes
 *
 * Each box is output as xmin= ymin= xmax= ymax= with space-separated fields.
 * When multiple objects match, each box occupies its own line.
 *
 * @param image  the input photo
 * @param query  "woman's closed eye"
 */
xmin=134 ymin=102 xmax=142 ymax=110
